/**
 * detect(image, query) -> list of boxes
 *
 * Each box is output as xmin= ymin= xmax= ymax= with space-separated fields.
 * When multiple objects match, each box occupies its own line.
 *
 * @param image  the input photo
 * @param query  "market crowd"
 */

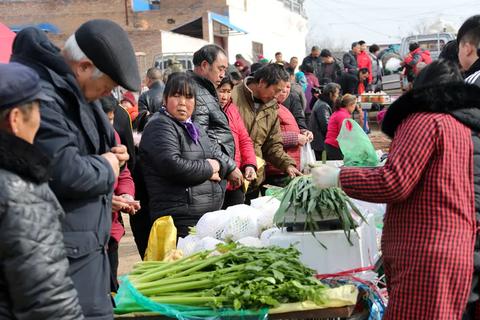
xmin=2 ymin=13 xmax=480 ymax=320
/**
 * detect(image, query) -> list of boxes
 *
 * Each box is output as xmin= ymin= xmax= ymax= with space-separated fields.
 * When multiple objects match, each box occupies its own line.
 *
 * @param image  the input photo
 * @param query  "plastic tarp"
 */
xmin=0 ymin=23 xmax=15 ymax=63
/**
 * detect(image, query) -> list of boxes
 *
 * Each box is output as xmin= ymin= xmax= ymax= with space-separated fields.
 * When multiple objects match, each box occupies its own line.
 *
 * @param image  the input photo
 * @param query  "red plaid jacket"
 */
xmin=340 ymin=112 xmax=476 ymax=319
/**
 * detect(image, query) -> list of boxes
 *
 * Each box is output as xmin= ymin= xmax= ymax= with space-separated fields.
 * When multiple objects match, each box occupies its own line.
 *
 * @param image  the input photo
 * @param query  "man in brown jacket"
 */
xmin=232 ymin=63 xmax=301 ymax=196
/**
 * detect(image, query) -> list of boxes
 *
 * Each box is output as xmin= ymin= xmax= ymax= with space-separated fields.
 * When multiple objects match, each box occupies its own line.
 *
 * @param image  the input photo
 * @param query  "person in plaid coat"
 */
xmin=312 ymin=60 xmax=480 ymax=319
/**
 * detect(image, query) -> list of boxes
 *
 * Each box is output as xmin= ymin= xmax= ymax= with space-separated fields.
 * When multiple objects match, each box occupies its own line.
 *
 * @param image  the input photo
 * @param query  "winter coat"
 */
xmin=190 ymin=71 xmax=236 ymax=175
xmin=138 ymin=81 xmax=165 ymax=114
xmin=302 ymin=54 xmax=322 ymax=80
xmin=465 ymin=59 xmax=480 ymax=87
xmin=223 ymin=100 xmax=257 ymax=191
xmin=266 ymin=105 xmax=301 ymax=176
xmin=231 ymin=80 xmax=296 ymax=187
xmin=139 ymin=110 xmax=228 ymax=237
xmin=317 ymin=58 xmax=344 ymax=85
xmin=113 ymin=104 xmax=136 ymax=172
xmin=111 ymin=131 xmax=135 ymax=243
xmin=325 ymin=108 xmax=351 ymax=149
xmin=282 ymin=89 xmax=307 ymax=130
xmin=341 ymin=82 xmax=480 ymax=319
xmin=404 ymin=48 xmax=432 ymax=79
xmin=309 ymin=99 xmax=333 ymax=153
xmin=369 ymin=52 xmax=383 ymax=87
xmin=356 ymin=50 xmax=372 ymax=83
xmin=338 ymin=72 xmax=371 ymax=95
xmin=342 ymin=51 xmax=358 ymax=75
xmin=11 ymin=27 xmax=115 ymax=320
xmin=304 ymin=72 xmax=320 ymax=112
xmin=0 ymin=131 xmax=84 ymax=320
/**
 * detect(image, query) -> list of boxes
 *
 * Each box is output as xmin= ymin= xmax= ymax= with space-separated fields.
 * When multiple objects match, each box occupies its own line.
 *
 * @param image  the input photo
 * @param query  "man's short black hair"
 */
xmin=299 ymin=62 xmax=314 ymax=74
xmin=311 ymin=46 xmax=320 ymax=52
xmin=250 ymin=62 xmax=266 ymax=75
xmin=285 ymin=66 xmax=295 ymax=76
xmin=252 ymin=63 xmax=289 ymax=86
xmin=320 ymin=49 xmax=332 ymax=57
xmin=193 ymin=44 xmax=227 ymax=67
xmin=358 ymin=40 xmax=366 ymax=46
xmin=99 ymin=95 xmax=118 ymax=114
xmin=457 ymin=15 xmax=480 ymax=57
xmin=439 ymin=40 xmax=459 ymax=65
xmin=275 ymin=52 xmax=282 ymax=56
xmin=369 ymin=44 xmax=380 ymax=54
xmin=351 ymin=42 xmax=358 ymax=49
xmin=359 ymin=68 xmax=369 ymax=75
xmin=409 ymin=42 xmax=420 ymax=52
xmin=146 ymin=67 xmax=162 ymax=81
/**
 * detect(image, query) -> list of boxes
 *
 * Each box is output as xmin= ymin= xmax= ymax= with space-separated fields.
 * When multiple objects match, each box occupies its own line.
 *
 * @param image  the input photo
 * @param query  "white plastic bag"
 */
xmin=193 ymin=237 xmax=224 ymax=253
xmin=177 ymin=235 xmax=201 ymax=257
xmin=222 ymin=205 xmax=260 ymax=241
xmin=260 ymin=227 xmax=281 ymax=246
xmin=300 ymin=142 xmax=316 ymax=172
xmin=236 ymin=236 xmax=263 ymax=248
xmin=250 ymin=196 xmax=281 ymax=230
xmin=195 ymin=210 xmax=229 ymax=239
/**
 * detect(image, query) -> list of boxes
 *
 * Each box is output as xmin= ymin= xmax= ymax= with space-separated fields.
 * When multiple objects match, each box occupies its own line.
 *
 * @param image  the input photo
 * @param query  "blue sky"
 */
xmin=304 ymin=0 xmax=480 ymax=49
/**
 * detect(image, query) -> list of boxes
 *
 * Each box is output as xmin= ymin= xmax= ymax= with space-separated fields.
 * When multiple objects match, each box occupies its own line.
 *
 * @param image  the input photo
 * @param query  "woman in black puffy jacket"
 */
xmin=139 ymin=72 xmax=228 ymax=237
xmin=0 ymin=63 xmax=83 ymax=319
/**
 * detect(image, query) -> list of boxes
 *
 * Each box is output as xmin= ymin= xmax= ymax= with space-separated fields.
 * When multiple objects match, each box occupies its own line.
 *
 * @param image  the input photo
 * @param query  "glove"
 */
xmin=311 ymin=165 xmax=340 ymax=189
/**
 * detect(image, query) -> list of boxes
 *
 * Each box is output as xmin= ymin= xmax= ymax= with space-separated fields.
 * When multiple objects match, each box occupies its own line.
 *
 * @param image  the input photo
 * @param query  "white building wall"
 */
xmin=226 ymin=0 xmax=308 ymax=64
xmin=160 ymin=30 xmax=209 ymax=53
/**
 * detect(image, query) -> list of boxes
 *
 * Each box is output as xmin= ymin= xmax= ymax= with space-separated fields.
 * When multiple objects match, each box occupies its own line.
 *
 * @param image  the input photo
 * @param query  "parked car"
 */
xmin=399 ymin=33 xmax=456 ymax=60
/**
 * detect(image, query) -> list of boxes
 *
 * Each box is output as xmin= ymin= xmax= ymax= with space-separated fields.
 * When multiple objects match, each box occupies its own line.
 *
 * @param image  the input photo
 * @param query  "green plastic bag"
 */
xmin=114 ymin=275 xmax=269 ymax=320
xmin=337 ymin=119 xmax=379 ymax=167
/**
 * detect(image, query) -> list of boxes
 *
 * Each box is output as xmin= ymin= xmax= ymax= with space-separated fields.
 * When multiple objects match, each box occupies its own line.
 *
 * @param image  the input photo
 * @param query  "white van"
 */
xmin=399 ymin=33 xmax=456 ymax=60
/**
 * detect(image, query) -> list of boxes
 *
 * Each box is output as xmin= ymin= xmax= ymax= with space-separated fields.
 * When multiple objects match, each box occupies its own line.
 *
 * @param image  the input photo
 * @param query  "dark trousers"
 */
xmin=129 ymin=207 xmax=152 ymax=259
xmin=325 ymin=143 xmax=343 ymax=160
xmin=222 ymin=188 xmax=245 ymax=209
xmin=107 ymin=237 xmax=119 ymax=293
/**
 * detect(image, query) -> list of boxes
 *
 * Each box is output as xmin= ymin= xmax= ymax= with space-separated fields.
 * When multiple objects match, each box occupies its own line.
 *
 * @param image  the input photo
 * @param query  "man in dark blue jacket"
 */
xmin=10 ymin=19 xmax=140 ymax=320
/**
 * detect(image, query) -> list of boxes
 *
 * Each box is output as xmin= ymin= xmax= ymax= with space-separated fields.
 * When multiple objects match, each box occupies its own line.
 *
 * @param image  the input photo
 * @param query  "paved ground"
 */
xmin=117 ymin=124 xmax=392 ymax=275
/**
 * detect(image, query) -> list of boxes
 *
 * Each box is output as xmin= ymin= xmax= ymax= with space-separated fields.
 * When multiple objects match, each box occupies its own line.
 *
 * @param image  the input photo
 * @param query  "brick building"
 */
xmin=0 ymin=0 xmax=308 ymax=76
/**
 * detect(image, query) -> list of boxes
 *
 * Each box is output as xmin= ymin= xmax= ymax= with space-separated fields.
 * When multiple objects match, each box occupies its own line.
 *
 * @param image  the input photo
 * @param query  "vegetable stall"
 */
xmin=114 ymin=164 xmax=386 ymax=319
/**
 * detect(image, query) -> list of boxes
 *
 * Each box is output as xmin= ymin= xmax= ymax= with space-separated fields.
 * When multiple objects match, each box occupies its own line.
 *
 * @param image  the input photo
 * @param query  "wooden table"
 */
xmin=114 ymin=305 xmax=356 ymax=319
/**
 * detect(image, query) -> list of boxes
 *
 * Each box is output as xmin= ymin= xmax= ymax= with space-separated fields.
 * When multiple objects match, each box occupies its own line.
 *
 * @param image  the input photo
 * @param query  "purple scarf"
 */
xmin=162 ymin=107 xmax=200 ymax=144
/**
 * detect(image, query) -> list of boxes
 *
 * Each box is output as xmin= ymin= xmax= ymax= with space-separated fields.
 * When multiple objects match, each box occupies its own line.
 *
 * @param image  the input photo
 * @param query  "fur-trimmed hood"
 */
xmin=382 ymin=82 xmax=480 ymax=138
xmin=0 ymin=130 xmax=50 ymax=183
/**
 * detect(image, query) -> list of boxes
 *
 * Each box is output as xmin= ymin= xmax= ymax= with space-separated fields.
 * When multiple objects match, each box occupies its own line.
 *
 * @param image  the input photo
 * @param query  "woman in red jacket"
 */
xmin=324 ymin=94 xmax=363 ymax=160
xmin=217 ymin=76 xmax=257 ymax=207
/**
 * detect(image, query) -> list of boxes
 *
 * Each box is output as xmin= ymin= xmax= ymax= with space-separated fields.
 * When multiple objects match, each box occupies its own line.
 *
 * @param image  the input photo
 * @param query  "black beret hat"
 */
xmin=0 ymin=62 xmax=53 ymax=110
xmin=75 ymin=19 xmax=141 ymax=92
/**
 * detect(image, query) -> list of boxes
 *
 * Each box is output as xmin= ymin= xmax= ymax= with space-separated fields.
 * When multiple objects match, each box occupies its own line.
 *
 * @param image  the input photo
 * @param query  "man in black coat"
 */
xmin=138 ymin=67 xmax=165 ymax=114
xmin=318 ymin=49 xmax=344 ymax=85
xmin=191 ymin=44 xmax=243 ymax=190
xmin=343 ymin=42 xmax=361 ymax=75
xmin=302 ymin=46 xmax=323 ymax=81
xmin=0 ymin=63 xmax=84 ymax=319
xmin=11 ymin=19 xmax=140 ymax=320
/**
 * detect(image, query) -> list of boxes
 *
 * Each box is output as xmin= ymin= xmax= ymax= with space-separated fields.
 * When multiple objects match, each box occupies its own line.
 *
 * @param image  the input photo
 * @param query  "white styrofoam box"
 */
xmin=268 ymin=214 xmax=378 ymax=275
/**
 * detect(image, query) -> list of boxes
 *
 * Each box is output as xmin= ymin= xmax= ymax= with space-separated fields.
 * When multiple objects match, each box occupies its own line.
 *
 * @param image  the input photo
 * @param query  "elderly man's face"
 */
xmin=311 ymin=50 xmax=320 ymax=58
xmin=74 ymin=60 xmax=117 ymax=102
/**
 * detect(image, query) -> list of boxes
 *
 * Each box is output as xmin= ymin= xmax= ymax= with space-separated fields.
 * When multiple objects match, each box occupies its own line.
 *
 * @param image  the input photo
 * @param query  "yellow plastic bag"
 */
xmin=144 ymin=216 xmax=177 ymax=261
xmin=243 ymin=157 xmax=266 ymax=193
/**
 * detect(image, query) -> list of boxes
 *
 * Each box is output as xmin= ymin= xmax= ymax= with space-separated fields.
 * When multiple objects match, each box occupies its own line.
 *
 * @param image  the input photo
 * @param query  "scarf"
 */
xmin=161 ymin=107 xmax=200 ymax=144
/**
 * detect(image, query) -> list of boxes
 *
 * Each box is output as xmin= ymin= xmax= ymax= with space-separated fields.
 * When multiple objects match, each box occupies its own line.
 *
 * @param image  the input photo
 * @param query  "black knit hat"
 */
xmin=75 ymin=19 xmax=141 ymax=92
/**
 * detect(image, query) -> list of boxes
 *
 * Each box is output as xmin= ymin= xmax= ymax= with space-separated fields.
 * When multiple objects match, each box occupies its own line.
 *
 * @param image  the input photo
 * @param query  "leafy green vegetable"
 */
xmin=272 ymin=175 xmax=367 ymax=247
xmin=129 ymin=244 xmax=326 ymax=310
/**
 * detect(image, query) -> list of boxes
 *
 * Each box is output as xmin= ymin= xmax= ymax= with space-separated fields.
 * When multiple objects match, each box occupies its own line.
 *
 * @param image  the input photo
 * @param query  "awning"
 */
xmin=209 ymin=12 xmax=247 ymax=36
xmin=0 ymin=23 xmax=15 ymax=63
xmin=10 ymin=22 xmax=60 ymax=34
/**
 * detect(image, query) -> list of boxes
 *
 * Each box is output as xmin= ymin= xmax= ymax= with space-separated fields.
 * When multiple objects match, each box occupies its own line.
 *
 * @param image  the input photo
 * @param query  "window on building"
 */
xmin=281 ymin=0 xmax=306 ymax=17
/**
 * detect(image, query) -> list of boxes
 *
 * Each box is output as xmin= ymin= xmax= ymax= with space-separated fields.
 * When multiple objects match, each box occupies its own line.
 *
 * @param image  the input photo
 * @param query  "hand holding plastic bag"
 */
xmin=337 ymin=119 xmax=378 ymax=167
